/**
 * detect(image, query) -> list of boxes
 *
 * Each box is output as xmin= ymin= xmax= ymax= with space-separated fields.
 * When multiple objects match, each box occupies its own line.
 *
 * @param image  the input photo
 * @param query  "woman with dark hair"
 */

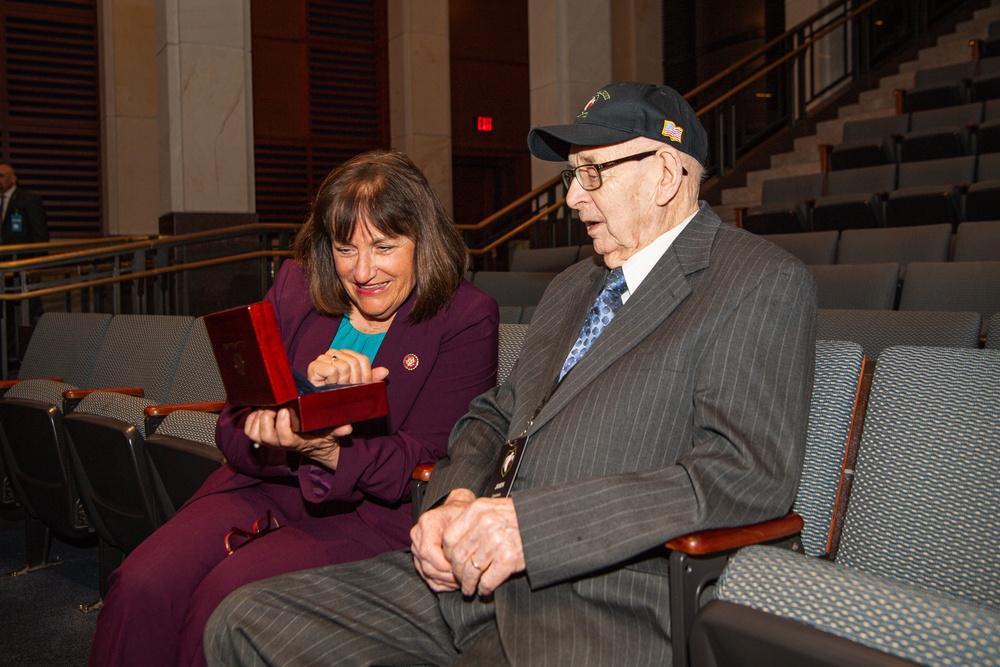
xmin=89 ymin=149 xmax=500 ymax=667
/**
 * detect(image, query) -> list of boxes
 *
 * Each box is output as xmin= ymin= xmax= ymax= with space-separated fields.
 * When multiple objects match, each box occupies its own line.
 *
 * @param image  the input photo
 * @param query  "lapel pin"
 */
xmin=403 ymin=354 xmax=419 ymax=370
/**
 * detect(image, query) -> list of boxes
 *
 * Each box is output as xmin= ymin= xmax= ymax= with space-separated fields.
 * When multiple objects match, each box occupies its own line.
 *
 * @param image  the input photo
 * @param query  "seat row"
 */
xmin=894 ymin=55 xmax=1000 ymax=113
xmin=806 ymin=260 xmax=1000 ymax=330
xmin=6 ymin=310 xmax=997 ymax=664
xmin=0 ymin=312 xmax=531 ymax=609
xmin=739 ymin=152 xmax=1000 ymax=233
xmin=760 ymin=221 xmax=999 ymax=268
xmin=0 ymin=313 xmax=226 ymax=605
xmin=689 ymin=343 xmax=1000 ymax=667
xmin=826 ymin=99 xmax=1000 ymax=172
xmin=414 ymin=328 xmax=999 ymax=666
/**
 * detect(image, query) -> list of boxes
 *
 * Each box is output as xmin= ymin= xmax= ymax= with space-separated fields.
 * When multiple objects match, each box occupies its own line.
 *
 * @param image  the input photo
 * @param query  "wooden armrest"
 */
xmin=62 ymin=387 xmax=144 ymax=400
xmin=665 ymin=511 xmax=803 ymax=556
xmin=412 ymin=463 xmax=434 ymax=482
xmin=144 ymin=401 xmax=226 ymax=417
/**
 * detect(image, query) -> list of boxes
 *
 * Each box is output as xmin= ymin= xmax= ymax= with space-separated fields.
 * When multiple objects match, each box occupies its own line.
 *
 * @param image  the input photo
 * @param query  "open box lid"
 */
xmin=204 ymin=301 xmax=299 ymax=406
xmin=203 ymin=301 xmax=389 ymax=431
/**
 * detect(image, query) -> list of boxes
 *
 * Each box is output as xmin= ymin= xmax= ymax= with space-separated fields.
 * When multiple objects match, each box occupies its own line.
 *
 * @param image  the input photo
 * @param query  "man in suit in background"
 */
xmin=0 ymin=163 xmax=48 ymax=246
xmin=0 ymin=163 xmax=48 ymax=332
xmin=205 ymin=82 xmax=818 ymax=666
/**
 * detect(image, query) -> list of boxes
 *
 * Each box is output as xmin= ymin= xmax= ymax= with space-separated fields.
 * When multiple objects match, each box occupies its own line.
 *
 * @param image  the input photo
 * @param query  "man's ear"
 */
xmin=654 ymin=148 xmax=685 ymax=206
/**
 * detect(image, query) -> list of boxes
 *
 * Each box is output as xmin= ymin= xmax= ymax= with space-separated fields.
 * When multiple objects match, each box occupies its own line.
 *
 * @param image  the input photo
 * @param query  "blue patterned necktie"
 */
xmin=559 ymin=267 xmax=627 ymax=380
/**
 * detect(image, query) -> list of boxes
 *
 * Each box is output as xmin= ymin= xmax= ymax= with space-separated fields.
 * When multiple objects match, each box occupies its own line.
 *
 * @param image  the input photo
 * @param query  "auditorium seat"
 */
xmin=740 ymin=173 xmax=825 ymax=234
xmin=509 ymin=246 xmax=579 ymax=272
xmin=498 ymin=306 xmax=524 ymax=324
xmin=472 ymin=271 xmax=556 ymax=307
xmin=810 ymin=164 xmax=897 ymax=231
xmin=884 ymin=155 xmax=975 ymax=227
xmin=577 ymin=244 xmax=597 ymax=262
xmin=963 ymin=153 xmax=1000 ymax=223
xmin=987 ymin=313 xmax=1000 ymax=349
xmin=815 ymin=309 xmax=982 ymax=365
xmin=0 ymin=314 xmax=195 ymax=599
xmin=898 ymin=102 xmax=982 ymax=163
xmin=970 ymin=55 xmax=1000 ymax=102
xmin=977 ymin=99 xmax=1000 ymax=155
xmin=809 ymin=263 xmax=900 ymax=310
xmin=898 ymin=260 xmax=1000 ymax=334
xmin=3 ymin=312 xmax=112 ymax=392
xmin=836 ymin=224 xmax=951 ymax=277
xmin=666 ymin=339 xmax=867 ymax=666
xmin=62 ymin=317 xmax=227 ymax=570
xmin=0 ymin=312 xmax=112 ymax=509
xmin=953 ymin=220 xmax=1000 ymax=261
xmin=827 ymin=114 xmax=908 ymax=171
xmin=690 ymin=346 xmax=1000 ymax=667
xmin=899 ymin=60 xmax=977 ymax=112
xmin=760 ymin=231 xmax=838 ymax=265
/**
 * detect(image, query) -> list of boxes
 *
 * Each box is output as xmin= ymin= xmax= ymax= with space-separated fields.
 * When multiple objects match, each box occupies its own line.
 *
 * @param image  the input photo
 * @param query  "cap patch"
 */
xmin=578 ymin=90 xmax=611 ymax=118
xmin=662 ymin=120 xmax=684 ymax=144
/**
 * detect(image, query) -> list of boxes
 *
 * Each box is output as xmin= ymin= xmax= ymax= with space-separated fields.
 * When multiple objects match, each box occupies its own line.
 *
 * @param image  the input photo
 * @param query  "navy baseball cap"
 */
xmin=527 ymin=82 xmax=707 ymax=166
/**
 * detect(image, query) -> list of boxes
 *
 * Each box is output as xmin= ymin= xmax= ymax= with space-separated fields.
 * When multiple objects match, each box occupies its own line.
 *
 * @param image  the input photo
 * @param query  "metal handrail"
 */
xmin=468 ymin=201 xmax=566 ymax=255
xmin=464 ymin=0 xmax=958 ymax=252
xmin=0 ymin=249 xmax=293 ymax=301
xmin=456 ymin=175 xmax=562 ymax=231
xmin=1 ymin=223 xmax=300 ymax=378
xmin=692 ymin=0 xmax=879 ymax=117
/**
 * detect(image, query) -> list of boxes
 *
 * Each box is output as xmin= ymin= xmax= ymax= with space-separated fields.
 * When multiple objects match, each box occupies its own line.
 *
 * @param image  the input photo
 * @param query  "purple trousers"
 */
xmin=88 ymin=480 xmax=408 ymax=667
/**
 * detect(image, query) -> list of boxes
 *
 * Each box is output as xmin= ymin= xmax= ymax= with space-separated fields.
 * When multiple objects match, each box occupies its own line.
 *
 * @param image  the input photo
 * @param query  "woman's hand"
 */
xmin=244 ymin=407 xmax=354 ymax=470
xmin=307 ymin=348 xmax=390 ymax=386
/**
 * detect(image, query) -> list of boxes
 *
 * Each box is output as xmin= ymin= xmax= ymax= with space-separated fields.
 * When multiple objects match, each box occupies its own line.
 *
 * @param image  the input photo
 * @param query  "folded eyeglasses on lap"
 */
xmin=225 ymin=509 xmax=281 ymax=556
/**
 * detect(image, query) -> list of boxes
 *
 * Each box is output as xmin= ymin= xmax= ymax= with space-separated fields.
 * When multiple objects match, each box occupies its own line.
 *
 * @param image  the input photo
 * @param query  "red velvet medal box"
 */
xmin=204 ymin=301 xmax=389 ymax=432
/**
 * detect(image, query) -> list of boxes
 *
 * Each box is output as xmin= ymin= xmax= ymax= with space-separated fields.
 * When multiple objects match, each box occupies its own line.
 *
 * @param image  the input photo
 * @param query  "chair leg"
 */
xmin=79 ymin=538 xmax=124 ymax=614
xmin=669 ymin=535 xmax=804 ymax=667
xmin=11 ymin=515 xmax=63 ymax=575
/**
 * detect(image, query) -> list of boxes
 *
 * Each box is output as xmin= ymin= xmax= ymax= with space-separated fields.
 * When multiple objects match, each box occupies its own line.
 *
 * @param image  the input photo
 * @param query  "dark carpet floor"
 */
xmin=0 ymin=507 xmax=99 ymax=667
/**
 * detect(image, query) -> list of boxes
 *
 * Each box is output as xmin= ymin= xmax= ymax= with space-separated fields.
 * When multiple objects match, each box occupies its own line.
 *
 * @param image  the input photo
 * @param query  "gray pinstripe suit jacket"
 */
xmin=425 ymin=202 xmax=817 ymax=665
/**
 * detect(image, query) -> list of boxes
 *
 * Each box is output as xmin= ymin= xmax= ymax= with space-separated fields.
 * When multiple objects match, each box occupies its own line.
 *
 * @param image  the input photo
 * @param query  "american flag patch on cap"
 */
xmin=662 ymin=120 xmax=684 ymax=143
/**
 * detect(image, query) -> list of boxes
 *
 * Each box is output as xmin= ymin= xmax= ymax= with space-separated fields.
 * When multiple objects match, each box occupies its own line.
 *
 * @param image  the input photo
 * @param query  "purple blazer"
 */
xmin=194 ymin=260 xmax=499 ymax=542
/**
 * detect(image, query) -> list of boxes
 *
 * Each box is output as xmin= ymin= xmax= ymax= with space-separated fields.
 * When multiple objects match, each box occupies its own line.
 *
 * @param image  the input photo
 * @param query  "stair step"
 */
xmin=716 ymin=0 xmax=999 ymax=219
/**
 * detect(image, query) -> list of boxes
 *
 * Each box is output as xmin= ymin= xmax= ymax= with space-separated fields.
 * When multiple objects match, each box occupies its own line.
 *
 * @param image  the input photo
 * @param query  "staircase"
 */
xmin=716 ymin=0 xmax=1000 ymax=225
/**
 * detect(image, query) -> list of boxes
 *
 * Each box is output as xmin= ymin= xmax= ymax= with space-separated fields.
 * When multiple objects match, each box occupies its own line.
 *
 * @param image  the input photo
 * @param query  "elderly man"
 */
xmin=205 ymin=82 xmax=817 ymax=666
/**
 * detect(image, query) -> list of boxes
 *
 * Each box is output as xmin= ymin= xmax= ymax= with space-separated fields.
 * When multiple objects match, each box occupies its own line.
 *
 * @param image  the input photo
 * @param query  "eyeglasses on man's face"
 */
xmin=561 ymin=150 xmax=658 ymax=192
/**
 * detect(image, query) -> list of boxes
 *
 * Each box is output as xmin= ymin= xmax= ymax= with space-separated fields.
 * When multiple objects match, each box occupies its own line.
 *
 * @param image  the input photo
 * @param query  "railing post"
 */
xmin=131 ymin=249 xmax=144 ymax=314
xmin=716 ymin=109 xmax=727 ymax=177
xmin=795 ymin=29 xmax=807 ymax=122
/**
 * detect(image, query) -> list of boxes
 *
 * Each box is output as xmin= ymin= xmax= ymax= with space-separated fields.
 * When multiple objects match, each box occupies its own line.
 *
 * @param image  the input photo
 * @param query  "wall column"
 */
xmin=155 ymin=0 xmax=255 ymax=226
xmin=155 ymin=0 xmax=258 ymax=314
xmin=387 ymin=0 xmax=453 ymax=213
xmin=100 ymin=0 xmax=160 ymax=236
xmin=527 ymin=0 xmax=613 ymax=187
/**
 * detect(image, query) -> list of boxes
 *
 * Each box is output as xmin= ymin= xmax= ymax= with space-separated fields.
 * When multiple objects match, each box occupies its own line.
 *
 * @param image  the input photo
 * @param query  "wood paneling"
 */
xmin=0 ymin=1 xmax=101 ymax=237
xmin=251 ymin=0 xmax=389 ymax=225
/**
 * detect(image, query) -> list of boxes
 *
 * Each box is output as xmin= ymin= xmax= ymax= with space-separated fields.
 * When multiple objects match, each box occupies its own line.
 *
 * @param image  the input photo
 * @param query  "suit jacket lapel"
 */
xmin=532 ymin=204 xmax=720 ymax=430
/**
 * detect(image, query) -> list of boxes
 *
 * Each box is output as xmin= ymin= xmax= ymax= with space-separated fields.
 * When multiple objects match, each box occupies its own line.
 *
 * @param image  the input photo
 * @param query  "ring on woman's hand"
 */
xmin=329 ymin=354 xmax=338 ymax=361
xmin=470 ymin=555 xmax=481 ymax=570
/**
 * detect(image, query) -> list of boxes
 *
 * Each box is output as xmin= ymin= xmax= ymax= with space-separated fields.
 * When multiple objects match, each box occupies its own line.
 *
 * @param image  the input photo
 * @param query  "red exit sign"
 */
xmin=477 ymin=116 xmax=493 ymax=132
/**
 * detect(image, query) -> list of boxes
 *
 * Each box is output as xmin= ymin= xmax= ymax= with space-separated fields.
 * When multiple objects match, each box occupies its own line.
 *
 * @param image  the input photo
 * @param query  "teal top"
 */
xmin=331 ymin=315 xmax=386 ymax=360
